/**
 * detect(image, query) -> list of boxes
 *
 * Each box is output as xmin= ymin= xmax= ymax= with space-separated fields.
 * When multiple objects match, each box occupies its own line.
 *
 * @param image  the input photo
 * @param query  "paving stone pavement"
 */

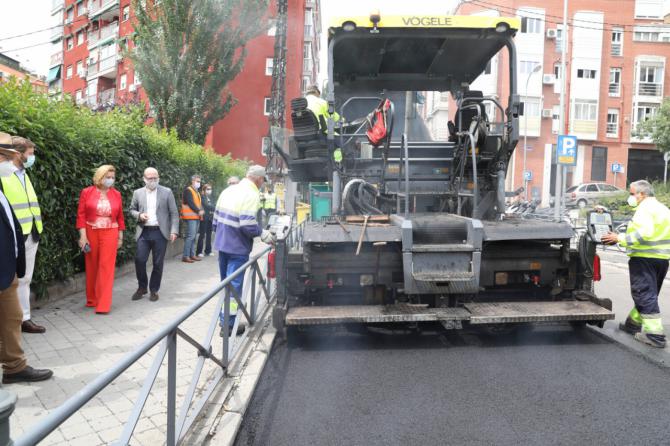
xmin=7 ymin=253 xmax=234 ymax=446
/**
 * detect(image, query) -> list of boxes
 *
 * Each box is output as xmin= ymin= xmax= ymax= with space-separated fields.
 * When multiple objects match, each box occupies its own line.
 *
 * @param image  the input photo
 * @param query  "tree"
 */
xmin=130 ymin=0 xmax=269 ymax=144
xmin=636 ymin=98 xmax=670 ymax=155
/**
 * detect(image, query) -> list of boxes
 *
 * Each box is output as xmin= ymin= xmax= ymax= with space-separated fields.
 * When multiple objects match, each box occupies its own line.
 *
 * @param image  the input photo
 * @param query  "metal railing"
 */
xmin=49 ymin=52 xmax=63 ymax=67
xmin=608 ymin=83 xmax=620 ymax=96
xmin=89 ymin=0 xmax=119 ymax=17
xmin=637 ymin=82 xmax=662 ymax=97
xmin=11 ymin=245 xmax=275 ymax=446
xmin=89 ymin=23 xmax=118 ymax=48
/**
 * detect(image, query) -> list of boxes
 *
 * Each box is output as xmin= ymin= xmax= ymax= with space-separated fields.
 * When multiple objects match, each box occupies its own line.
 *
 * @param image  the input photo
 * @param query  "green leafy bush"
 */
xmin=599 ymin=182 xmax=670 ymax=223
xmin=0 ymin=80 xmax=246 ymax=297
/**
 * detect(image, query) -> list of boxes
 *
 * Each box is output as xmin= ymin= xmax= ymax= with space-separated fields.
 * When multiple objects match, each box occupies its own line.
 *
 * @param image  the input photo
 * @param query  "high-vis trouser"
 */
xmin=628 ymin=257 xmax=668 ymax=343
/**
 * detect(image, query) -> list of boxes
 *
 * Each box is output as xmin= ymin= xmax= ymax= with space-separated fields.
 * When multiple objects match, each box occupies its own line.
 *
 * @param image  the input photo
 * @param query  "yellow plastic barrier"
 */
xmin=296 ymin=202 xmax=311 ymax=224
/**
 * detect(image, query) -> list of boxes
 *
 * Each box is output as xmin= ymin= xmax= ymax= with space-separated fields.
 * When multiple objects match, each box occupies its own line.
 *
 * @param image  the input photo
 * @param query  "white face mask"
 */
xmin=144 ymin=178 xmax=159 ymax=190
xmin=103 ymin=178 xmax=115 ymax=188
xmin=205 ymin=189 xmax=212 ymax=195
xmin=0 ymin=160 xmax=17 ymax=177
xmin=194 ymin=181 xmax=201 ymax=190
xmin=627 ymin=195 xmax=639 ymax=208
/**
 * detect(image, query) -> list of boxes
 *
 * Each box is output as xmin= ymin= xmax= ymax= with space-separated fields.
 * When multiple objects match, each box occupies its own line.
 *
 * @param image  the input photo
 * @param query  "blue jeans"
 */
xmin=183 ymin=220 xmax=200 ymax=258
xmin=218 ymin=252 xmax=249 ymax=328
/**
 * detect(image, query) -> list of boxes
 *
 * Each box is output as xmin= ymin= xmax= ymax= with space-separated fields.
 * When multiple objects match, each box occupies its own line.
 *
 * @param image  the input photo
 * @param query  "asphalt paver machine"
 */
xmin=272 ymin=13 xmax=614 ymax=334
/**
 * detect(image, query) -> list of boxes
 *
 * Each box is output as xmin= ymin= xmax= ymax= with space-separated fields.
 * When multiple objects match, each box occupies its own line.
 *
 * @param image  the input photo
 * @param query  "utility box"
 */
xmin=309 ymin=183 xmax=332 ymax=221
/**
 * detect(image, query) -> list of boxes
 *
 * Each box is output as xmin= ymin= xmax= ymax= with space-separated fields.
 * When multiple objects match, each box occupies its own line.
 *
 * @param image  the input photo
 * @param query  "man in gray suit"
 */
xmin=129 ymin=167 xmax=179 ymax=301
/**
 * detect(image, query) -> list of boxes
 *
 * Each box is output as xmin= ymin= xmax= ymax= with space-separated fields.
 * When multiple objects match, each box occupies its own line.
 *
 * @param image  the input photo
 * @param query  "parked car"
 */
xmin=564 ymin=182 xmax=625 ymax=208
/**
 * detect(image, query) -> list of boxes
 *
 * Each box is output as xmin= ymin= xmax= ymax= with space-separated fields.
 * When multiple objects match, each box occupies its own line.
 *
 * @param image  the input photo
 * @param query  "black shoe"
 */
xmin=150 ymin=292 xmax=159 ymax=302
xmin=21 ymin=319 xmax=46 ymax=334
xmin=3 ymin=366 xmax=53 ymax=384
xmin=132 ymin=288 xmax=147 ymax=301
xmin=619 ymin=318 xmax=642 ymax=335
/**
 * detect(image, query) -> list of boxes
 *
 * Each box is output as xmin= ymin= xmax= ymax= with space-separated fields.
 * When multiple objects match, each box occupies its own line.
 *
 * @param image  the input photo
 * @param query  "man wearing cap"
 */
xmin=213 ymin=165 xmax=275 ymax=336
xmin=305 ymin=85 xmax=343 ymax=163
xmin=0 ymin=132 xmax=53 ymax=384
xmin=1 ymin=136 xmax=46 ymax=334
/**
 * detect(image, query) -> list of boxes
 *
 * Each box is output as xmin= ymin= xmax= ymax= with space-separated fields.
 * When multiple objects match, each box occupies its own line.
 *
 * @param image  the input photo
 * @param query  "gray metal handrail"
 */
xmin=12 ymin=243 xmax=276 ymax=446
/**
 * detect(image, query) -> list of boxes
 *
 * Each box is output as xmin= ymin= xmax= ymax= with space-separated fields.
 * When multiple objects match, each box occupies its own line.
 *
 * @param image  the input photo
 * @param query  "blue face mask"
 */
xmin=24 ymin=155 xmax=35 ymax=169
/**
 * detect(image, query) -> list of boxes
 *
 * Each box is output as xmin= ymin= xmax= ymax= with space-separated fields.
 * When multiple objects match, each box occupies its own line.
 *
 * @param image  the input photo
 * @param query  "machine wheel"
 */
xmin=577 ymin=199 xmax=587 ymax=209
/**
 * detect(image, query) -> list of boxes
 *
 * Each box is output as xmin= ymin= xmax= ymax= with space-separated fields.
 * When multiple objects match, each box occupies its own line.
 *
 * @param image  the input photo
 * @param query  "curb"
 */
xmin=588 ymin=322 xmax=670 ymax=369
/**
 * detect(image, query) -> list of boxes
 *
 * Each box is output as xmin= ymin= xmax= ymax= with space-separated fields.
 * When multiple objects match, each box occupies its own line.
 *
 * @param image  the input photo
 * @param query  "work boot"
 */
xmin=3 ymin=366 xmax=53 ymax=384
xmin=618 ymin=317 xmax=642 ymax=335
xmin=132 ymin=288 xmax=147 ymax=301
xmin=634 ymin=332 xmax=666 ymax=348
xmin=21 ymin=320 xmax=46 ymax=334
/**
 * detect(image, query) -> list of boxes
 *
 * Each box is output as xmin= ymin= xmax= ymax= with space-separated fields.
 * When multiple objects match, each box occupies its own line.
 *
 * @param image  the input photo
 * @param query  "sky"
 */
xmin=0 ymin=0 xmax=54 ymax=76
xmin=0 ymin=0 xmax=459 ymax=77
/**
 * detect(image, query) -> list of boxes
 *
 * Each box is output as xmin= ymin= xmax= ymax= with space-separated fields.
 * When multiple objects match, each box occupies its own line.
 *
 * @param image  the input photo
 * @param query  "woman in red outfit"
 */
xmin=76 ymin=165 xmax=125 ymax=314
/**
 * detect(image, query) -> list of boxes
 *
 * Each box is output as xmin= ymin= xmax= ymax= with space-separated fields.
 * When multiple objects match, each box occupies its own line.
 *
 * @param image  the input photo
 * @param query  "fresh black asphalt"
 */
xmin=234 ymin=324 xmax=670 ymax=446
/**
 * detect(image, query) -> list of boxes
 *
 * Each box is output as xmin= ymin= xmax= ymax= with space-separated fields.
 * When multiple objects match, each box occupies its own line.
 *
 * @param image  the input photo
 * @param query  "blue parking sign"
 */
xmin=556 ymin=135 xmax=578 ymax=166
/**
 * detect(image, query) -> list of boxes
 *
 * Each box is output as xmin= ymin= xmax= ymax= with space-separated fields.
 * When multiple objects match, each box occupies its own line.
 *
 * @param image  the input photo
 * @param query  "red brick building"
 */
xmin=455 ymin=0 xmax=670 ymax=205
xmin=47 ymin=0 xmax=321 ymax=164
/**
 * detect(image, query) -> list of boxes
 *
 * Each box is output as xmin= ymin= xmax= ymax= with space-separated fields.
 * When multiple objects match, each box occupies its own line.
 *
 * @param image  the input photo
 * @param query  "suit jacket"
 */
xmin=129 ymin=185 xmax=179 ymax=241
xmin=0 ymin=192 xmax=26 ymax=291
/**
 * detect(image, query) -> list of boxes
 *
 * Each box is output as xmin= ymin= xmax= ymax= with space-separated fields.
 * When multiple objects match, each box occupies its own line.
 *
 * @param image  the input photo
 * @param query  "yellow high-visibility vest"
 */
xmin=1 ymin=172 xmax=43 ymax=235
xmin=618 ymin=197 xmax=670 ymax=260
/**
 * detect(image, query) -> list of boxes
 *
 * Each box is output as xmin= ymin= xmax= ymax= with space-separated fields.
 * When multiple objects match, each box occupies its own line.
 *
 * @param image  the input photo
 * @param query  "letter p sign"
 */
xmin=556 ymin=135 xmax=578 ymax=166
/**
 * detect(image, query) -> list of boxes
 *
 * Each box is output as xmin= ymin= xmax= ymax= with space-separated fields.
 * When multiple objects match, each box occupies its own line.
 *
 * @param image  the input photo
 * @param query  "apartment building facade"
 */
xmin=47 ymin=0 xmax=321 ymax=164
xmin=0 ymin=53 xmax=47 ymax=93
xmin=456 ymin=0 xmax=670 ymax=206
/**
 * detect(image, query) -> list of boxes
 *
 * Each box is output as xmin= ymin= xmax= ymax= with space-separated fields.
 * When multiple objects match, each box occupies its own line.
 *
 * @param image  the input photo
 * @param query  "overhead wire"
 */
xmin=0 ymin=16 xmax=91 ymax=42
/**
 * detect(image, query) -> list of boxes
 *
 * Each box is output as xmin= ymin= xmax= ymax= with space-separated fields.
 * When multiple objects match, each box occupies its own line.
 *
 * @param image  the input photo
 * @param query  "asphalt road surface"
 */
xmin=235 ymin=325 xmax=670 ymax=446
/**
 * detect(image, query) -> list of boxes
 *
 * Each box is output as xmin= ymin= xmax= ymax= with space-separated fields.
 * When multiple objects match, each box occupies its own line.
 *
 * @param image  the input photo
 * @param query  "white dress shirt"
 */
xmin=0 ymin=190 xmax=18 ymax=257
xmin=145 ymin=187 xmax=159 ymax=226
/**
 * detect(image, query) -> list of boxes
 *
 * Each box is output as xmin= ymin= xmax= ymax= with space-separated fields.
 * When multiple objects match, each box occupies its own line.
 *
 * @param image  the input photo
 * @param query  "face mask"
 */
xmin=205 ymin=189 xmax=212 ymax=195
xmin=194 ymin=181 xmax=201 ymax=190
xmin=627 ymin=195 xmax=639 ymax=208
xmin=23 ymin=155 xmax=35 ymax=169
xmin=103 ymin=178 xmax=115 ymax=188
xmin=144 ymin=178 xmax=159 ymax=190
xmin=0 ymin=160 xmax=16 ymax=178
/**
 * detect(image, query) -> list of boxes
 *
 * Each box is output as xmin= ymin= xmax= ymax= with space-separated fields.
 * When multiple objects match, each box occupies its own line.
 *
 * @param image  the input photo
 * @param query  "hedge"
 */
xmin=0 ymin=80 xmax=247 ymax=297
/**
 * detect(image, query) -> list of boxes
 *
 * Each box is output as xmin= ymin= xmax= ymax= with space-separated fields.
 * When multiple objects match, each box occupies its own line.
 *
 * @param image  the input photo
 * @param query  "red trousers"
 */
xmin=85 ymin=226 xmax=119 ymax=313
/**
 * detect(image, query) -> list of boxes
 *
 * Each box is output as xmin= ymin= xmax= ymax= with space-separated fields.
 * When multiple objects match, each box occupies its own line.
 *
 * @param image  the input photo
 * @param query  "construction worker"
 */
xmin=180 ymin=175 xmax=204 ymax=263
xmin=0 ymin=136 xmax=46 ymax=334
xmin=213 ymin=165 xmax=276 ymax=336
xmin=260 ymin=185 xmax=277 ymax=227
xmin=602 ymin=180 xmax=670 ymax=348
xmin=305 ymin=85 xmax=343 ymax=163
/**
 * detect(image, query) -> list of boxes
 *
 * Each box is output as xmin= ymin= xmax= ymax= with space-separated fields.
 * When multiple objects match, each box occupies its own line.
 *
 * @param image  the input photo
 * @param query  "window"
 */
xmin=76 ymin=60 xmax=83 ymax=76
xmin=555 ymin=26 xmax=564 ymax=52
xmin=267 ymin=19 xmax=277 ymax=36
xmin=76 ymin=0 xmax=83 ymax=16
xmin=574 ymin=100 xmax=597 ymax=121
xmin=66 ymin=65 xmax=73 ymax=79
xmin=484 ymin=60 xmax=492 ymax=75
xmin=577 ymin=69 xmax=596 ymax=79
xmin=522 ymin=97 xmax=540 ymax=117
xmin=66 ymin=37 xmax=73 ymax=50
xmin=638 ymin=64 xmax=664 ymax=96
xmin=261 ymin=136 xmax=271 ymax=155
xmin=265 ymin=58 xmax=274 ymax=76
xmin=553 ymin=63 xmax=562 ymax=79
xmin=634 ymin=31 xmax=660 ymax=42
xmin=606 ymin=109 xmax=619 ymax=137
xmin=519 ymin=60 xmax=540 ymax=74
xmin=263 ymin=97 xmax=271 ymax=116
xmin=600 ymin=184 xmax=619 ymax=192
xmin=304 ymin=9 xmax=313 ymax=37
xmin=520 ymin=16 xmax=541 ymax=33
xmin=123 ymin=5 xmax=130 ymax=21
xmin=635 ymin=104 xmax=657 ymax=124
xmin=609 ymin=68 xmax=621 ymax=96
xmin=75 ymin=89 xmax=82 ymax=102
xmin=301 ymin=76 xmax=310 ymax=92
xmin=76 ymin=31 xmax=84 ymax=46
xmin=120 ymin=74 xmax=127 ymax=90
xmin=303 ymin=43 xmax=313 ymax=72
xmin=586 ymin=184 xmax=599 ymax=192
xmin=635 ymin=0 xmax=663 ymax=19
xmin=66 ymin=7 xmax=74 ymax=24
xmin=611 ymin=28 xmax=623 ymax=56
xmin=551 ymin=105 xmax=560 ymax=134
xmin=134 ymin=70 xmax=141 ymax=85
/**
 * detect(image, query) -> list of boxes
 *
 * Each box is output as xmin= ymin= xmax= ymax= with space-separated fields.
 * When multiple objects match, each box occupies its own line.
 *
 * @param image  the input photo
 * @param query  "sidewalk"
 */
xmin=7 ymin=253 xmax=228 ymax=445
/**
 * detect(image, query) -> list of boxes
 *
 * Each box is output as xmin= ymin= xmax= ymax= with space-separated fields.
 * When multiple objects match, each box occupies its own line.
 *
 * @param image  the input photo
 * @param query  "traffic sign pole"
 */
xmin=664 ymin=152 xmax=670 ymax=185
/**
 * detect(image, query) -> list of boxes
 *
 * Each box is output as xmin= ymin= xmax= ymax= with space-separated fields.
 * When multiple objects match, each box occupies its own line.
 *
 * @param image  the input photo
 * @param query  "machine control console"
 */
xmin=266 ymin=214 xmax=292 ymax=241
xmin=587 ymin=210 xmax=613 ymax=243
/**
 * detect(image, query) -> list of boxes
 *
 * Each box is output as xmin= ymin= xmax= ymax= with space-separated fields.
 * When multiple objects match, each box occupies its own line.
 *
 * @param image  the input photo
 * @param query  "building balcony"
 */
xmin=571 ymin=119 xmax=597 ymax=140
xmin=636 ymin=82 xmax=663 ymax=97
xmin=88 ymin=23 xmax=119 ymax=49
xmin=50 ymin=27 xmax=63 ymax=41
xmin=88 ymin=0 xmax=120 ymax=21
xmin=87 ymin=54 xmax=119 ymax=79
xmin=49 ymin=52 xmax=63 ymax=68
xmin=51 ymin=0 xmax=64 ymax=14
xmin=85 ymin=88 xmax=116 ymax=108
xmin=48 ymin=79 xmax=62 ymax=95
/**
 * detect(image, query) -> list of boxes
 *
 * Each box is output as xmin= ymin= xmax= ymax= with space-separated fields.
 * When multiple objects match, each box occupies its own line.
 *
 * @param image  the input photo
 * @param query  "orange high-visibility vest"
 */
xmin=181 ymin=186 xmax=202 ymax=220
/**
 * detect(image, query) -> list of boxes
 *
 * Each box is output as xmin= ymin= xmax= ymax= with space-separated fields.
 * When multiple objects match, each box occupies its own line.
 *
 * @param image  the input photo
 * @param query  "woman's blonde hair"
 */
xmin=93 ymin=164 xmax=116 ymax=186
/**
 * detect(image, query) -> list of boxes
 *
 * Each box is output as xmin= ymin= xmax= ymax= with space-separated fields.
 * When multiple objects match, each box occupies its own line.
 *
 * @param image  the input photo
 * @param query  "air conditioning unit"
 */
xmin=541 ymin=109 xmax=553 ymax=118
xmin=546 ymin=28 xmax=558 ymax=39
xmin=129 ymin=84 xmax=137 ymax=92
xmin=542 ymin=74 xmax=556 ymax=85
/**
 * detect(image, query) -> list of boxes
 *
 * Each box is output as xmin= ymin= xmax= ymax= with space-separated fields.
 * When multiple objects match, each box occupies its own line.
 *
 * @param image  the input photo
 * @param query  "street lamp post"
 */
xmin=554 ymin=0 xmax=569 ymax=221
xmin=523 ymin=64 xmax=543 ymax=200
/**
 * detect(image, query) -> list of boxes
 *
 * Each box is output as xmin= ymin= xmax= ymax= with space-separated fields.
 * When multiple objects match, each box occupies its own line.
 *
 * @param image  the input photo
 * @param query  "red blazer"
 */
xmin=76 ymin=185 xmax=126 ymax=230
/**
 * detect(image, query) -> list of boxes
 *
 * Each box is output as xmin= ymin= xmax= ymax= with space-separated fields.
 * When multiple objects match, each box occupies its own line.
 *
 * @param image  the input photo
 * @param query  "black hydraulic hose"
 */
xmin=578 ymin=233 xmax=596 ymax=279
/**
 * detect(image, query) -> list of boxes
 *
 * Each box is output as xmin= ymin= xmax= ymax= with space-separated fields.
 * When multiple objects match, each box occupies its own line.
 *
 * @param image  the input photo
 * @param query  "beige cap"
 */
xmin=247 ymin=165 xmax=267 ymax=179
xmin=0 ymin=132 xmax=19 ymax=157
